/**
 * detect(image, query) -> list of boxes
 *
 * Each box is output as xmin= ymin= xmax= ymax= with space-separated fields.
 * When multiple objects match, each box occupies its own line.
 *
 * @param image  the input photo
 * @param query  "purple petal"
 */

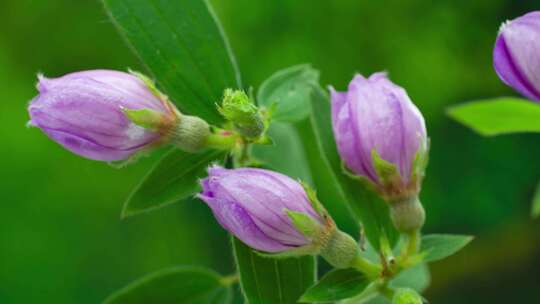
xmin=209 ymin=171 xmax=307 ymax=244
xmin=494 ymin=31 xmax=540 ymax=101
xmin=39 ymin=127 xmax=138 ymax=161
xmin=198 ymin=192 xmax=292 ymax=252
xmin=198 ymin=167 xmax=323 ymax=252
xmin=330 ymin=72 xmax=427 ymax=184
xmin=330 ymin=86 xmax=370 ymax=178
xmin=27 ymin=70 xmax=167 ymax=161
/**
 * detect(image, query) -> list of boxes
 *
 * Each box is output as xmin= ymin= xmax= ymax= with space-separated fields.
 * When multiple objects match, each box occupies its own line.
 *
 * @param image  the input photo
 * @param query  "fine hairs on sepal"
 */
xmin=389 ymin=196 xmax=425 ymax=233
xmin=168 ymin=114 xmax=211 ymax=153
xmin=318 ymin=229 xmax=360 ymax=269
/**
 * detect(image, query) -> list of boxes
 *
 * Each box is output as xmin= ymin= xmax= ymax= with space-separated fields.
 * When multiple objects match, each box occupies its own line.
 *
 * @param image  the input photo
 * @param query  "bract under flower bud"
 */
xmin=330 ymin=72 xmax=428 ymax=201
xmin=218 ymin=89 xmax=264 ymax=138
xmin=494 ymin=11 xmax=540 ymax=101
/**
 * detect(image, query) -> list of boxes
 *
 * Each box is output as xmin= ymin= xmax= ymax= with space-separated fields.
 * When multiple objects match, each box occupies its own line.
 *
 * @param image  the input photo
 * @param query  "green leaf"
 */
xmin=391 ymin=263 xmax=430 ymax=292
xmin=307 ymin=86 xmax=398 ymax=250
xmin=421 ymin=234 xmax=473 ymax=262
xmin=252 ymin=122 xmax=312 ymax=183
xmin=447 ymin=97 xmax=540 ymax=136
xmin=103 ymin=266 xmax=233 ymax=304
xmin=258 ymin=64 xmax=319 ymax=122
xmin=293 ymin=115 xmax=358 ymax=235
xmin=123 ymin=149 xmax=225 ymax=217
xmin=340 ymin=264 xmax=430 ymax=304
xmin=300 ymin=268 xmax=369 ymax=303
xmin=232 ymin=238 xmax=316 ymax=304
xmin=532 ymin=180 xmax=540 ymax=218
xmin=103 ymin=0 xmax=241 ymax=125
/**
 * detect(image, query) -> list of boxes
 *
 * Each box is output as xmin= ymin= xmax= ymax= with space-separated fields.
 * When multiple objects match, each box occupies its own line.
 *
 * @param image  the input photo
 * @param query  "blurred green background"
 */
xmin=1 ymin=0 xmax=540 ymax=303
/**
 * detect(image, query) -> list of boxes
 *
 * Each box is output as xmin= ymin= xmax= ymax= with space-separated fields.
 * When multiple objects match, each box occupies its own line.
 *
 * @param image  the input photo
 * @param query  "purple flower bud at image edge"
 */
xmin=28 ymin=70 xmax=175 ymax=161
xmin=198 ymin=166 xmax=323 ymax=253
xmin=493 ymin=11 xmax=540 ymax=101
xmin=330 ymin=72 xmax=427 ymax=189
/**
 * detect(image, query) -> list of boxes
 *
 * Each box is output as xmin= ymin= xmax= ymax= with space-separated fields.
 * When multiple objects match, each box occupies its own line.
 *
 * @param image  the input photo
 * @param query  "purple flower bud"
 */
xmin=330 ymin=73 xmax=428 ymax=199
xmin=494 ymin=11 xmax=540 ymax=101
xmin=198 ymin=166 xmax=323 ymax=253
xmin=28 ymin=70 xmax=178 ymax=161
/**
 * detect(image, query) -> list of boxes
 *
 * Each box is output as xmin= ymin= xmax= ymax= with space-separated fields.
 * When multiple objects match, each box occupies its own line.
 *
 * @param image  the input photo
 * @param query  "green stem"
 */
xmin=350 ymin=254 xmax=382 ymax=279
xmin=397 ymin=230 xmax=421 ymax=270
xmin=234 ymin=141 xmax=251 ymax=167
xmin=205 ymin=129 xmax=238 ymax=150
xmin=404 ymin=230 xmax=420 ymax=259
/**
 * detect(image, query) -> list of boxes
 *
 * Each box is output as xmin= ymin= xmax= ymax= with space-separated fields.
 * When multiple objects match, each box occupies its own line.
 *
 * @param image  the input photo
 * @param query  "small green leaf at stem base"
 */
xmin=340 ymin=263 xmax=430 ymax=304
xmin=420 ymin=234 xmax=473 ymax=262
xmin=299 ymin=268 xmax=370 ymax=303
xmin=103 ymin=266 xmax=233 ymax=304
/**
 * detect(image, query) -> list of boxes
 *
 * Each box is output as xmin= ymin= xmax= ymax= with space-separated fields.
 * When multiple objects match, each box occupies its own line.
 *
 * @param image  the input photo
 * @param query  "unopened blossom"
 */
xmin=28 ymin=70 xmax=208 ymax=161
xmin=330 ymin=72 xmax=428 ymax=200
xmin=198 ymin=166 xmax=363 ymax=268
xmin=198 ymin=166 xmax=323 ymax=252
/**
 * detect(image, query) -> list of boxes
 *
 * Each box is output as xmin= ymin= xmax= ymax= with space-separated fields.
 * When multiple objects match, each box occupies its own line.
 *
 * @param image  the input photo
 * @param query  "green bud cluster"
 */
xmin=218 ymin=89 xmax=264 ymax=139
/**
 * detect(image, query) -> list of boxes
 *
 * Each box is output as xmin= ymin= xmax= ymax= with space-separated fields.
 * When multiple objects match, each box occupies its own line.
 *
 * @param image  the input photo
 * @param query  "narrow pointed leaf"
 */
xmin=123 ymin=149 xmax=226 ymax=217
xmin=300 ymin=268 xmax=369 ymax=303
xmin=103 ymin=0 xmax=241 ymax=125
xmin=421 ymin=234 xmax=473 ymax=262
xmin=103 ymin=267 xmax=232 ymax=304
xmin=232 ymin=238 xmax=316 ymax=304
xmin=447 ymin=97 xmax=540 ymax=136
